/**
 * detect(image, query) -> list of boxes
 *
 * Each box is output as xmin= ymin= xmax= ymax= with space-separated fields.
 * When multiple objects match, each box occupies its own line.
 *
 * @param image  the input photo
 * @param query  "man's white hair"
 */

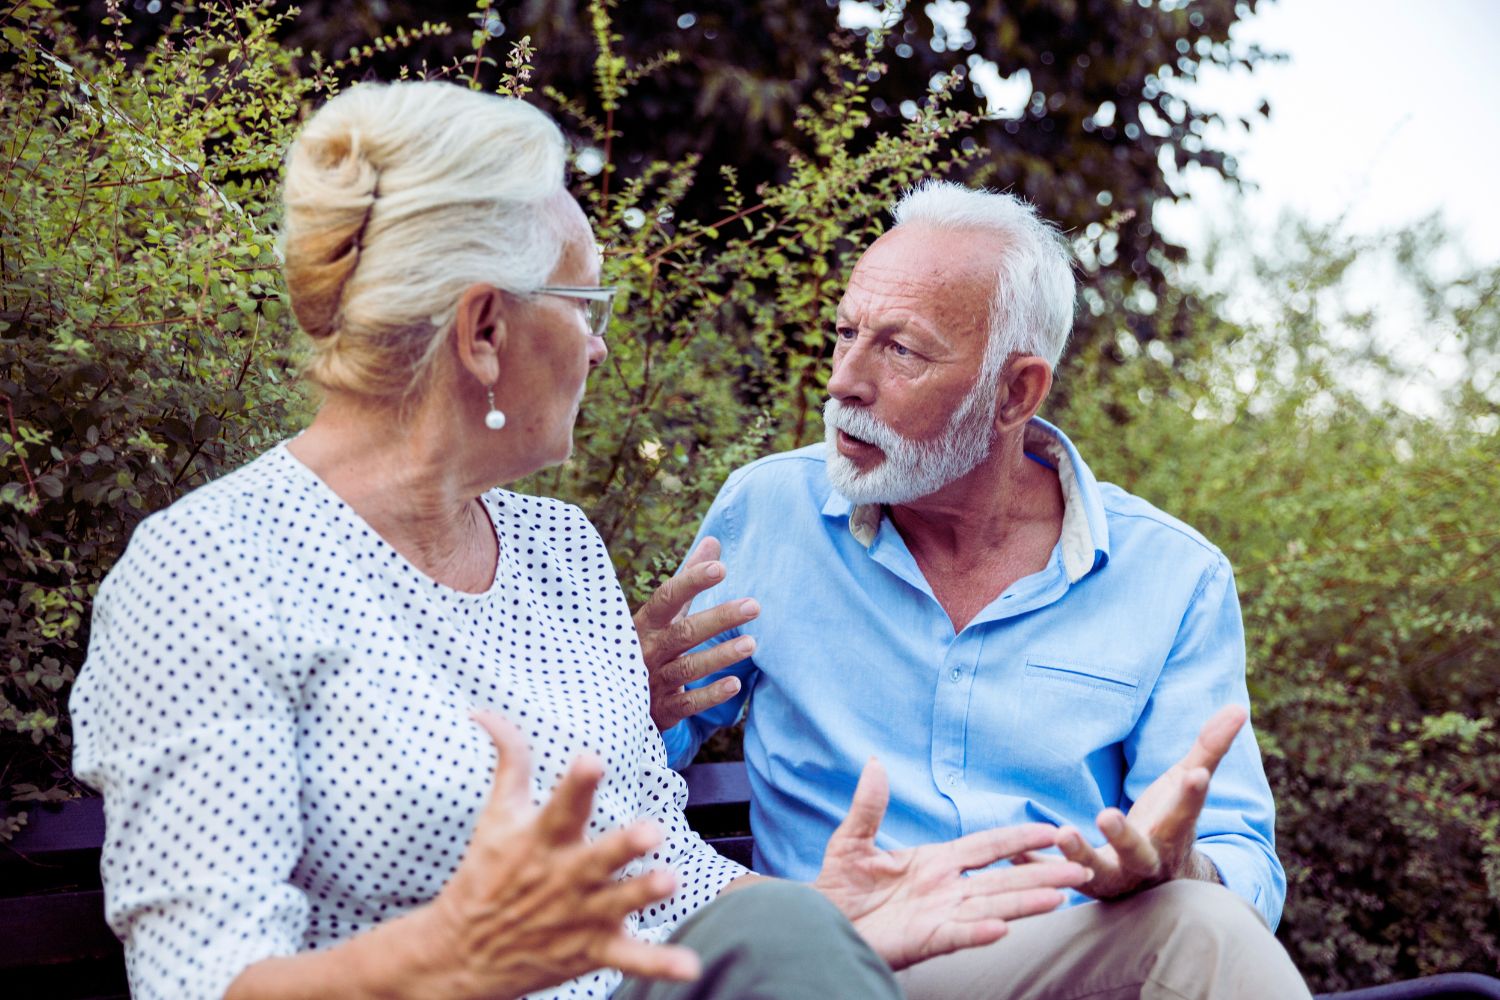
xmin=891 ymin=180 xmax=1076 ymax=369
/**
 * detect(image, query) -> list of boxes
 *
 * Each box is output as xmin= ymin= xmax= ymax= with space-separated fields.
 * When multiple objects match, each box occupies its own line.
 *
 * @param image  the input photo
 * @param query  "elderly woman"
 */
xmin=69 ymin=81 xmax=1088 ymax=1000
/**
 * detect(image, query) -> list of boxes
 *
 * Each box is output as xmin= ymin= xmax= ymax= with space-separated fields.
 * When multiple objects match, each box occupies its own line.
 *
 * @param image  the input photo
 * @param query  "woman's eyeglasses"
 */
xmin=534 ymin=285 xmax=618 ymax=339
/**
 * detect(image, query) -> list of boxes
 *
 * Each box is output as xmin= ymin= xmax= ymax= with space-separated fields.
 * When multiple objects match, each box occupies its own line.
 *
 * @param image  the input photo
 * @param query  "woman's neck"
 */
xmin=287 ymin=390 xmax=499 ymax=592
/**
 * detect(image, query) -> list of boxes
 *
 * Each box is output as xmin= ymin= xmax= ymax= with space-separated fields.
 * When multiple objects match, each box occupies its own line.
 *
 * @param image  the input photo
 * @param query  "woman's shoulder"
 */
xmin=487 ymin=487 xmax=597 ymax=536
xmin=113 ymin=445 xmax=306 ymax=583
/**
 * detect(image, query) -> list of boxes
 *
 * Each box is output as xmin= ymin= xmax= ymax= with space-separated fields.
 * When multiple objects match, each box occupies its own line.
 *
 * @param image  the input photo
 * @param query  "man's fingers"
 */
xmin=1097 ymin=809 xmax=1160 ymax=876
xmin=663 ymin=634 xmax=756 ymax=689
xmin=634 ymin=539 xmax=727 ymax=633
xmin=911 ymin=920 xmax=1009 ymax=965
xmin=664 ymin=676 xmax=741 ymax=720
xmin=1181 ymin=704 xmax=1248 ymax=773
xmin=834 ymin=757 xmax=890 ymax=843
xmin=1161 ymin=766 xmax=1212 ymax=835
xmin=598 ymin=938 xmax=702 ymax=984
xmin=682 ymin=536 xmax=722 ymax=574
xmin=1054 ymin=827 xmax=1106 ymax=871
xmin=534 ymin=753 xmax=606 ymax=845
xmin=965 ymin=860 xmax=1093 ymax=897
xmin=948 ymin=822 xmax=1062 ymax=871
xmin=956 ymin=887 xmax=1068 ymax=924
xmin=473 ymin=710 xmax=533 ymax=819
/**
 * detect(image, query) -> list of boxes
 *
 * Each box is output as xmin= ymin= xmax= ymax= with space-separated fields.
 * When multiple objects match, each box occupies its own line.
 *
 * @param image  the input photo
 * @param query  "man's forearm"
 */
xmin=1183 ymin=849 xmax=1223 ymax=885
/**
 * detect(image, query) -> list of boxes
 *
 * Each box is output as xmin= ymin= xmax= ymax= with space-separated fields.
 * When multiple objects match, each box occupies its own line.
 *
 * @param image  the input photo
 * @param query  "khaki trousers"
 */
xmin=896 ymin=880 xmax=1311 ymax=1000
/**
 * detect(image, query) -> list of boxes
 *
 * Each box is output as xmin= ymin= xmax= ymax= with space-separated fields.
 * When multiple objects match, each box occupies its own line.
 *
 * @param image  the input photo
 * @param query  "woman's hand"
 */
xmin=812 ymin=758 xmax=1093 ymax=971
xmin=424 ymin=712 xmax=702 ymax=999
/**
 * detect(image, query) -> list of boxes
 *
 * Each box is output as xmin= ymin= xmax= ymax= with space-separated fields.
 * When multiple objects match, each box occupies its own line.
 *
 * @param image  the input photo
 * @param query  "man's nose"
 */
xmin=827 ymin=339 xmax=876 ymax=404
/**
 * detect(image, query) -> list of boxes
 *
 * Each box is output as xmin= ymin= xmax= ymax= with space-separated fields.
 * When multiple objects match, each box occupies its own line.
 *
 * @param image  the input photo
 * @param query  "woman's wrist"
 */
xmin=224 ymin=902 xmax=487 ymax=1000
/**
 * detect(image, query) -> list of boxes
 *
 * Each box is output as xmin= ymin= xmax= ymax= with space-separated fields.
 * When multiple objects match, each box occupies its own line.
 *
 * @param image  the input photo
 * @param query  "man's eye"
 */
xmin=891 ymin=342 xmax=913 ymax=357
xmin=834 ymin=327 xmax=856 ymax=341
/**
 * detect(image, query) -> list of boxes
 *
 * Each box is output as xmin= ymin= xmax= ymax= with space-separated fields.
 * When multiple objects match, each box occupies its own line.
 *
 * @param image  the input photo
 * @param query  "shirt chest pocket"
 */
xmin=1022 ymin=657 xmax=1142 ymax=701
xmin=1009 ymin=656 xmax=1144 ymax=758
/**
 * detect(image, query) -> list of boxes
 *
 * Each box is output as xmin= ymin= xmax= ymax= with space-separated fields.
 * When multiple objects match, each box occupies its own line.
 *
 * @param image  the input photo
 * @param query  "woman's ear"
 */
xmin=995 ymin=355 xmax=1054 ymax=432
xmin=452 ymin=283 xmax=508 ymax=386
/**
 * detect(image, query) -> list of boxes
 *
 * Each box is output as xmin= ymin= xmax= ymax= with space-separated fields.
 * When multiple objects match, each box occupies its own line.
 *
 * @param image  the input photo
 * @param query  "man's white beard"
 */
xmin=822 ymin=372 xmax=1000 ymax=506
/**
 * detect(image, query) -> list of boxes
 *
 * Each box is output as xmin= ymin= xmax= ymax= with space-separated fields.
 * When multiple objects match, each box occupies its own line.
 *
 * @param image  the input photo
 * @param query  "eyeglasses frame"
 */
xmin=533 ymin=284 xmax=619 ymax=339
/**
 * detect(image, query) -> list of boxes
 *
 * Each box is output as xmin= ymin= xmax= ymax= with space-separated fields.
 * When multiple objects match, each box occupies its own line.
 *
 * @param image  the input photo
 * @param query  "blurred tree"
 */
xmin=76 ymin=0 xmax=1275 ymax=356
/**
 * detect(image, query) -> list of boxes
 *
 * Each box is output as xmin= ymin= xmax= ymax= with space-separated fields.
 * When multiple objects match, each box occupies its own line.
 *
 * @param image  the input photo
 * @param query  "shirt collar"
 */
xmin=820 ymin=416 xmax=1110 ymax=584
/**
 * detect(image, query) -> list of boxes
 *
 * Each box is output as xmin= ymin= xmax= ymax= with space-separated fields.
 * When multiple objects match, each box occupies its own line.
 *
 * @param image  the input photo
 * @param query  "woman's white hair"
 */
xmin=891 ymin=180 xmax=1076 ymax=373
xmin=280 ymin=80 xmax=570 ymax=401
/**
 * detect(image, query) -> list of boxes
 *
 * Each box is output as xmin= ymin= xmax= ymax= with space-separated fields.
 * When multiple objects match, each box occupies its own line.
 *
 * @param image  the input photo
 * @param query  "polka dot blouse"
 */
xmin=70 ymin=443 xmax=747 ymax=1000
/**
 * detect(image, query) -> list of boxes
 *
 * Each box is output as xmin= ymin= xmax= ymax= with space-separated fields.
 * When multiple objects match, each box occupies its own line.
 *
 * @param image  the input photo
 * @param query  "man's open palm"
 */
xmin=1049 ymin=705 xmax=1247 ymax=899
xmin=813 ymin=758 xmax=1092 ymax=970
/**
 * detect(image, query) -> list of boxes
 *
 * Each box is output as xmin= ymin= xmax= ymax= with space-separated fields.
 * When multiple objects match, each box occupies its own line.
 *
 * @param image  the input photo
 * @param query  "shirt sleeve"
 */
xmin=70 ymin=507 xmax=308 ymax=1000
xmin=1122 ymin=555 xmax=1287 ymax=928
xmin=660 ymin=472 xmax=760 ymax=770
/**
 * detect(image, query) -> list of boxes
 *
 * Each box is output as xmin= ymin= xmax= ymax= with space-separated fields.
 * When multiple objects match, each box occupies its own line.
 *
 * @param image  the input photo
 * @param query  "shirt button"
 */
xmin=950 ymin=668 xmax=962 ymax=681
xmin=945 ymin=773 xmax=960 ymax=788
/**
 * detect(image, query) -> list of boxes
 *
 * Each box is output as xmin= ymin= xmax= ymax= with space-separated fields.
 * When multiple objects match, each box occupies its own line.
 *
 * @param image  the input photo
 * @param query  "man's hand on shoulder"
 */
xmin=1037 ymin=705 xmax=1246 ymax=900
xmin=634 ymin=537 xmax=761 ymax=732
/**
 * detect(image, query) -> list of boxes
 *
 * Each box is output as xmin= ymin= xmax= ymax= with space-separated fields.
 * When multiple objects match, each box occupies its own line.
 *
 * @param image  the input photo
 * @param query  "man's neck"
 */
xmin=886 ymin=429 xmax=1064 ymax=630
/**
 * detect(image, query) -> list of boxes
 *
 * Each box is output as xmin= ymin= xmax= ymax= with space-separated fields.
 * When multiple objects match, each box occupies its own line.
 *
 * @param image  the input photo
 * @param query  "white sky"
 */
xmin=1155 ymin=0 xmax=1500 ymax=265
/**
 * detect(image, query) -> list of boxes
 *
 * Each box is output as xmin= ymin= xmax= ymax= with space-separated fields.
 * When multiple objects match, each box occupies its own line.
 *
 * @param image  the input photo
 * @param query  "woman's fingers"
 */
xmin=577 ymin=821 xmax=666 ymax=883
xmin=586 ymin=868 xmax=680 ymax=922
xmin=534 ymin=753 xmax=607 ymax=846
xmin=598 ymin=938 xmax=702 ymax=984
xmin=472 ymin=711 xmax=534 ymax=820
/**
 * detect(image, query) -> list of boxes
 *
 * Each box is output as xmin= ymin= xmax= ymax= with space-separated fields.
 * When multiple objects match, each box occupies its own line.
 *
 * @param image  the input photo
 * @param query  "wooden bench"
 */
xmin=3 ymin=764 xmax=1496 ymax=1000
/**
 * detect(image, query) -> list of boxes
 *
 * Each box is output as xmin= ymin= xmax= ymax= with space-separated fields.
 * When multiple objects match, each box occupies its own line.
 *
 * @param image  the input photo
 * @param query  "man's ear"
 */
xmin=452 ymin=283 xmax=508 ymax=387
xmin=995 ymin=355 xmax=1053 ymax=431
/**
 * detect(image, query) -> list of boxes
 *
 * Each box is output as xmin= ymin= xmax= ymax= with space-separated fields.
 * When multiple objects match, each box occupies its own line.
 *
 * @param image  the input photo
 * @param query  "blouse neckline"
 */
xmin=272 ymin=441 xmax=510 ymax=602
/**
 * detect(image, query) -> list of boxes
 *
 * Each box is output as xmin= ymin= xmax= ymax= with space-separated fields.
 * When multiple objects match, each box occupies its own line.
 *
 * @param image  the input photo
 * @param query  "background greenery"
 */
xmin=2 ymin=0 xmax=1495 ymax=990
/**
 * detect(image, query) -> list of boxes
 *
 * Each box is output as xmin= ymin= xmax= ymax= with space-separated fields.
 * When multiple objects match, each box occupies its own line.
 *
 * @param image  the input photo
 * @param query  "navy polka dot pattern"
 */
xmin=70 ymin=444 xmax=747 ymax=1000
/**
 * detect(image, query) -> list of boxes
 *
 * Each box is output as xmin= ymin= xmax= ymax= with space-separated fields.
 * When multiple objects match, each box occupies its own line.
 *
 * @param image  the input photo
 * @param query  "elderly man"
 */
xmin=637 ymin=181 xmax=1310 ymax=998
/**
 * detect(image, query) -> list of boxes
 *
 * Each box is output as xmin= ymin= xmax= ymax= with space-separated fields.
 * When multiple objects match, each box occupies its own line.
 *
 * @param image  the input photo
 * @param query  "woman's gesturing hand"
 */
xmin=811 ymin=758 xmax=1093 ymax=971
xmin=426 ymin=712 xmax=701 ymax=999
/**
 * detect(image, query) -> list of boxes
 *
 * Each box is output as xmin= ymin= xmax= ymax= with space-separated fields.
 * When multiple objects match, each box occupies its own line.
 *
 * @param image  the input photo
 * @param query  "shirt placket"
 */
xmin=931 ymin=627 xmax=983 ymax=834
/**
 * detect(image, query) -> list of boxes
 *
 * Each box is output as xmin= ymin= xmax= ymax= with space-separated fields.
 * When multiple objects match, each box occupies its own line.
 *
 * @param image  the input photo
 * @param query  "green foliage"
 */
xmin=1 ymin=0 xmax=314 ymax=794
xmin=1056 ymin=220 xmax=1500 ymax=987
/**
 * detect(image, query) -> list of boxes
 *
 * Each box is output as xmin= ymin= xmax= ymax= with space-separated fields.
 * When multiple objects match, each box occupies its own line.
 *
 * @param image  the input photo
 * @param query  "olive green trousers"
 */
xmin=614 ymin=880 xmax=902 ymax=1000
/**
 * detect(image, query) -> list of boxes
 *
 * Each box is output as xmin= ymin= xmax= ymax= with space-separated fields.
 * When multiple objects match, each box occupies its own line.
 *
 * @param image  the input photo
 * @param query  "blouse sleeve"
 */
xmin=631 ymin=710 xmax=749 ymax=935
xmin=70 ymin=504 xmax=309 ymax=1000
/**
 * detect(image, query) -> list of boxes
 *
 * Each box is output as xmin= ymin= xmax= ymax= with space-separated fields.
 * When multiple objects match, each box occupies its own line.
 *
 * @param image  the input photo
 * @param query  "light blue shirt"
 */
xmin=663 ymin=418 xmax=1285 ymax=928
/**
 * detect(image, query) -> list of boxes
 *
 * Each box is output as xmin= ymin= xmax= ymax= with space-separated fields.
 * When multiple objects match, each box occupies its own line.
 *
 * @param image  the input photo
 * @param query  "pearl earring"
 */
xmin=484 ymin=387 xmax=507 ymax=431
